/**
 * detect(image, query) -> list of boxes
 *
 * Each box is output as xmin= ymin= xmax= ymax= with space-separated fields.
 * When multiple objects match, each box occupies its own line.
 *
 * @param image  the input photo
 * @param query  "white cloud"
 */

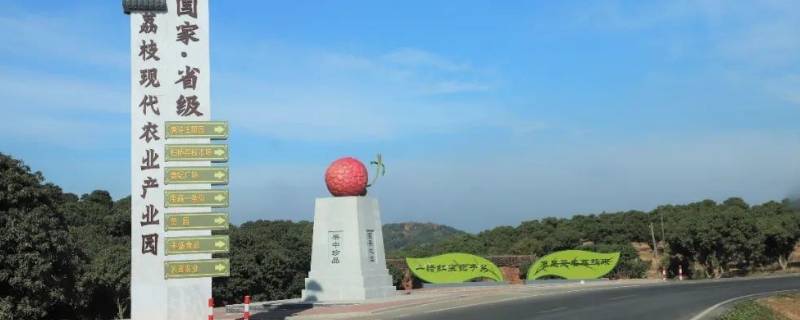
xmin=0 ymin=14 xmax=128 ymax=69
xmin=0 ymin=110 xmax=126 ymax=149
xmin=381 ymin=48 xmax=472 ymax=72
xmin=214 ymin=44 xmax=517 ymax=142
xmin=0 ymin=67 xmax=128 ymax=114
xmin=421 ymin=81 xmax=491 ymax=95
xmin=573 ymin=1 xmax=800 ymax=106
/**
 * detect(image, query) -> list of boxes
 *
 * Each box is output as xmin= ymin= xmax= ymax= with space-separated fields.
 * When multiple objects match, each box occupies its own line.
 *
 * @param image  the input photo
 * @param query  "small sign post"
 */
xmin=165 ymin=259 xmax=231 ymax=279
xmin=165 ymin=189 xmax=229 ymax=207
xmin=165 ymin=212 xmax=229 ymax=231
xmin=165 ymin=235 xmax=230 ymax=255
xmin=165 ymin=167 xmax=228 ymax=184
xmin=165 ymin=144 xmax=229 ymax=162
xmin=165 ymin=121 xmax=229 ymax=139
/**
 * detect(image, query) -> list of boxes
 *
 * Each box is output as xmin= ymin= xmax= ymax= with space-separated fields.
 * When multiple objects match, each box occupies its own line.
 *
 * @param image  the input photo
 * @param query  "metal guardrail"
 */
xmin=122 ymin=0 xmax=167 ymax=14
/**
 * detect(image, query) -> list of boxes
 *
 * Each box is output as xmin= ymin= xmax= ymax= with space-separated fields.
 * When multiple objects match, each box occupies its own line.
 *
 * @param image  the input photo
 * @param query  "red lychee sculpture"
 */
xmin=325 ymin=157 xmax=369 ymax=196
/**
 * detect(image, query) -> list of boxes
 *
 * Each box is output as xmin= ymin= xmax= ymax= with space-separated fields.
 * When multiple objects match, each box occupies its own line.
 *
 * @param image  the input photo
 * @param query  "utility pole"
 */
xmin=650 ymin=223 xmax=658 ymax=259
xmin=660 ymin=211 xmax=666 ymax=244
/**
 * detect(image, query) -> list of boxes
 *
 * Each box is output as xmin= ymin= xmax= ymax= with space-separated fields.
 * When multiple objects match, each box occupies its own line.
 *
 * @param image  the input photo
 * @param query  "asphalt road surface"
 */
xmin=393 ymin=275 xmax=800 ymax=320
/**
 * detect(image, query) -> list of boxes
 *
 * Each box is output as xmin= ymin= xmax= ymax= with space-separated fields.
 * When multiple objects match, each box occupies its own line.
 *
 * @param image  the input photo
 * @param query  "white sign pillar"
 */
xmin=130 ymin=1 xmax=213 ymax=319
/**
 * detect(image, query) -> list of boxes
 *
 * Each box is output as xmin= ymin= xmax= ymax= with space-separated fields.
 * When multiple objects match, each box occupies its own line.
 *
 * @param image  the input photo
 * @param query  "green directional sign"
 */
xmin=407 ymin=253 xmax=504 ymax=283
xmin=165 ymin=144 xmax=228 ymax=162
xmin=164 ymin=167 xmax=228 ymax=185
xmin=165 ymin=235 xmax=229 ymax=255
xmin=165 ymin=121 xmax=229 ymax=140
xmin=164 ymin=189 xmax=229 ymax=208
xmin=526 ymin=250 xmax=621 ymax=280
xmin=164 ymin=258 xmax=230 ymax=279
xmin=165 ymin=212 xmax=229 ymax=231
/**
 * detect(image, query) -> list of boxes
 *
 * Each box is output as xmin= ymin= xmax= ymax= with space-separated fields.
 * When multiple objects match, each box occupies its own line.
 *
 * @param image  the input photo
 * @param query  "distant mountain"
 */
xmin=382 ymin=222 xmax=467 ymax=254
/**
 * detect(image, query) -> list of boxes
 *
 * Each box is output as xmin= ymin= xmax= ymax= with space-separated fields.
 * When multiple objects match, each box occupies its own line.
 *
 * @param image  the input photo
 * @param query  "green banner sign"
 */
xmin=165 ymin=212 xmax=229 ymax=231
xmin=164 ymin=189 xmax=229 ymax=208
xmin=164 ymin=167 xmax=228 ymax=185
xmin=165 ymin=121 xmax=229 ymax=139
xmin=406 ymin=253 xmax=503 ymax=283
xmin=165 ymin=144 xmax=228 ymax=162
xmin=165 ymin=235 xmax=229 ymax=255
xmin=526 ymin=250 xmax=620 ymax=280
xmin=164 ymin=258 xmax=230 ymax=279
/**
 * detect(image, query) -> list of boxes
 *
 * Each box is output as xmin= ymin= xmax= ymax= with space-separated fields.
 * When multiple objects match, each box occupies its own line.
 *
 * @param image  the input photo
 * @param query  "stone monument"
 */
xmin=125 ymin=1 xmax=231 ymax=319
xmin=302 ymin=156 xmax=396 ymax=301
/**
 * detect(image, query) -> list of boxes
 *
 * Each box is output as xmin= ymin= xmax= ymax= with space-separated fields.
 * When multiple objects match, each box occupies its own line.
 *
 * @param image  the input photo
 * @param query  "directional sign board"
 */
xmin=165 ymin=167 xmax=228 ymax=185
xmin=165 ymin=144 xmax=228 ymax=162
xmin=164 ymin=189 xmax=229 ymax=208
xmin=165 ymin=121 xmax=229 ymax=139
xmin=165 ymin=235 xmax=229 ymax=255
xmin=165 ymin=212 xmax=229 ymax=231
xmin=164 ymin=258 xmax=230 ymax=279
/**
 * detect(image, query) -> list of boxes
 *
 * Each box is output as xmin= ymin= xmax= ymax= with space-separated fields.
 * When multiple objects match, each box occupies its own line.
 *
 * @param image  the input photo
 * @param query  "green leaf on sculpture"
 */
xmin=526 ymin=250 xmax=620 ymax=280
xmin=406 ymin=253 xmax=503 ymax=283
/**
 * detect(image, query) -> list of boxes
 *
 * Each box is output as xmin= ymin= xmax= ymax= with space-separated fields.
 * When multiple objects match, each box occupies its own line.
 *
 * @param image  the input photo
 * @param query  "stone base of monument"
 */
xmin=301 ymin=197 xmax=396 ymax=302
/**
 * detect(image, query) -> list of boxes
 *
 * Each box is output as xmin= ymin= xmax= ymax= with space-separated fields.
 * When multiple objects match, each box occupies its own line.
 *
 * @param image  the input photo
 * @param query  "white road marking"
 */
xmin=537 ymin=306 xmax=567 ymax=314
xmin=688 ymin=289 xmax=799 ymax=320
xmin=608 ymin=294 xmax=636 ymax=301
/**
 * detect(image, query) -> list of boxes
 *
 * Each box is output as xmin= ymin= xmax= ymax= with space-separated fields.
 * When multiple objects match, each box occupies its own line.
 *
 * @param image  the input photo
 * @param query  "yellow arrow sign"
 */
xmin=165 ymin=235 xmax=229 ymax=255
xmin=165 ymin=167 xmax=229 ymax=185
xmin=214 ymin=194 xmax=226 ymax=202
xmin=165 ymin=121 xmax=228 ymax=140
xmin=164 ymin=212 xmax=229 ymax=231
xmin=166 ymin=144 xmax=228 ymax=162
xmin=165 ymin=259 xmax=230 ymax=279
xmin=214 ymin=171 xmax=226 ymax=179
xmin=165 ymin=189 xmax=229 ymax=208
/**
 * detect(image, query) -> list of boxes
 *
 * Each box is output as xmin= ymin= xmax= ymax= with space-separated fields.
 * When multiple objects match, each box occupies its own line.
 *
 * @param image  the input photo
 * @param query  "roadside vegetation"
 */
xmin=2 ymin=152 xmax=799 ymax=319
xmin=719 ymin=293 xmax=800 ymax=320
xmin=719 ymin=300 xmax=786 ymax=320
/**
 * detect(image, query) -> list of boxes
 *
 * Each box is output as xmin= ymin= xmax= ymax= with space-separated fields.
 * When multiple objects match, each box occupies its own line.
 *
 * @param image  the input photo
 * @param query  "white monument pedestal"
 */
xmin=302 ymin=196 xmax=396 ymax=301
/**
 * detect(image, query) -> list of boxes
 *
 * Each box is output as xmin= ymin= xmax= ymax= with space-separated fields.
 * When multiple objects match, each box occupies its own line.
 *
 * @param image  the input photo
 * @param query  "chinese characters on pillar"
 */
xmin=366 ymin=229 xmax=376 ymax=263
xmin=175 ymin=0 xmax=202 ymax=118
xmin=329 ymin=231 xmax=343 ymax=264
xmin=137 ymin=12 xmax=162 ymax=257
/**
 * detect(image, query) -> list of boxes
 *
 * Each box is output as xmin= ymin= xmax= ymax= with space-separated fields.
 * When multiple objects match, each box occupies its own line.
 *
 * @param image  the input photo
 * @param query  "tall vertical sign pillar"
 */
xmin=128 ymin=1 xmax=228 ymax=319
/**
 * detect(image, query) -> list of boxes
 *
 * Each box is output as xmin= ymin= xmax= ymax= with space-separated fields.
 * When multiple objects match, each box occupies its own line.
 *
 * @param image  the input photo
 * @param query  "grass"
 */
xmin=718 ymin=300 xmax=787 ymax=320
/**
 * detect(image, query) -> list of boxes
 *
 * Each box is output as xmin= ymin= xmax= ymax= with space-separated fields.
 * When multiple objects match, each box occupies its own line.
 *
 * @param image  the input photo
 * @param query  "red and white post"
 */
xmin=662 ymin=268 xmax=667 ymax=281
xmin=678 ymin=265 xmax=684 ymax=281
xmin=243 ymin=295 xmax=251 ymax=320
xmin=208 ymin=298 xmax=214 ymax=320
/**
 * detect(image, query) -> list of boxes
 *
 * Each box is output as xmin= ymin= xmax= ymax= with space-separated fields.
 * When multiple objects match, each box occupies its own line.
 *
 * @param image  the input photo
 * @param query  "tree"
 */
xmin=213 ymin=220 xmax=313 ymax=305
xmin=752 ymin=201 xmax=800 ymax=270
xmin=0 ymin=153 xmax=81 ymax=319
xmin=61 ymin=192 xmax=132 ymax=319
xmin=665 ymin=202 xmax=764 ymax=278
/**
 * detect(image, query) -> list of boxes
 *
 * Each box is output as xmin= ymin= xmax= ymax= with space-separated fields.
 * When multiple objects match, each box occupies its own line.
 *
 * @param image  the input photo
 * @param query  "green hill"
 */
xmin=382 ymin=222 xmax=467 ymax=255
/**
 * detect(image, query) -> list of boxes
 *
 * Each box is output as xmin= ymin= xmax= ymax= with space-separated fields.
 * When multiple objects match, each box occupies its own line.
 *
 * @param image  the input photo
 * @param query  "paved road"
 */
xmin=387 ymin=275 xmax=800 ymax=320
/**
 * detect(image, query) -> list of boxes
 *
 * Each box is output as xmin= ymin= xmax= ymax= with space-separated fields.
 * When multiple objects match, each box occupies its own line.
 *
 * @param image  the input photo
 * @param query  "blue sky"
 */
xmin=1 ymin=1 xmax=799 ymax=232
